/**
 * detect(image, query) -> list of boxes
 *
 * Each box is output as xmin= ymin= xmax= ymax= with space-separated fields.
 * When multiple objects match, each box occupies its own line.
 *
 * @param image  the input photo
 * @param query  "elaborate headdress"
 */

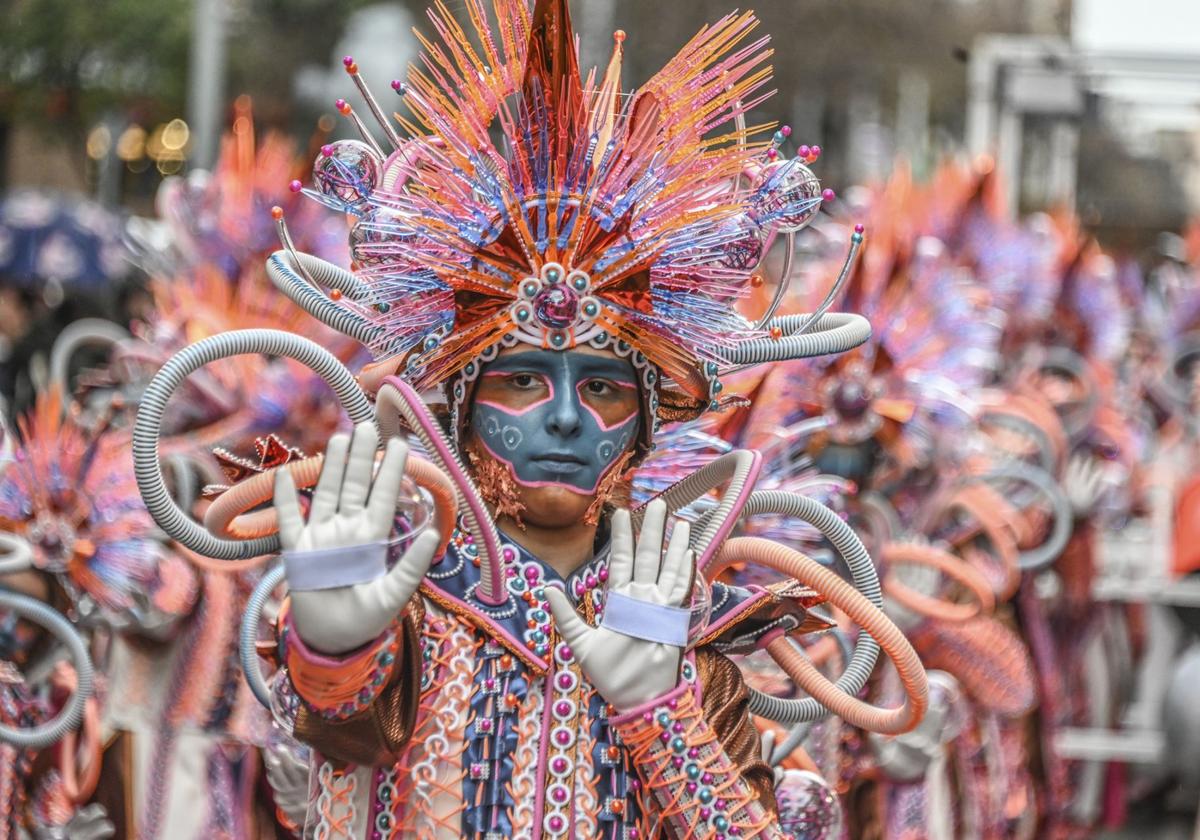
xmin=0 ymin=392 xmax=195 ymax=628
xmin=269 ymin=0 xmax=869 ymax=435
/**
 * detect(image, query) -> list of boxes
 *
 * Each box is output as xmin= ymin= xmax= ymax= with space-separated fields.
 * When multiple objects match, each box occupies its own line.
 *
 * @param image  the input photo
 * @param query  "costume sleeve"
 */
xmin=611 ymin=647 xmax=783 ymax=839
xmin=281 ymin=599 xmax=424 ymax=767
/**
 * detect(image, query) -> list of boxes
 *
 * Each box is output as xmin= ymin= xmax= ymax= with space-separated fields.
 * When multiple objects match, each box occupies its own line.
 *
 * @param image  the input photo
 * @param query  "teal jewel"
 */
xmin=697 ymin=788 xmax=714 ymax=804
xmin=572 ymin=275 xmax=588 ymax=291
xmin=582 ymin=301 xmax=599 ymax=318
xmin=656 ymin=712 xmax=671 ymax=728
xmin=852 ymin=232 xmax=863 ymax=244
xmin=711 ymin=380 xmax=723 ymax=394
xmin=515 ymin=307 xmax=531 ymax=322
xmin=670 ymin=737 xmax=687 ymax=754
xmin=551 ymin=332 xmax=566 ymax=347
xmin=706 ymin=361 xmax=718 ymax=375
xmin=376 ymin=302 xmax=391 ymax=313
xmin=423 ymin=335 xmax=439 ymax=351
xmin=713 ymin=816 xmax=729 ymax=832
xmin=709 ymin=400 xmax=720 ymax=411
xmin=686 ymin=764 xmax=701 ymax=780
xmin=380 ymin=652 xmax=395 ymax=666
xmin=546 ymin=267 xmax=561 ymax=282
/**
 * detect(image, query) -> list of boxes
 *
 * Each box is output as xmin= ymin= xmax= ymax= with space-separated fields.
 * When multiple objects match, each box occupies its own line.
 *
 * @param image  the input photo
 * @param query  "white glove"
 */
xmin=263 ymin=731 xmax=311 ymax=831
xmin=545 ymin=500 xmax=693 ymax=711
xmin=32 ymin=804 xmax=115 ymax=840
xmin=1063 ymin=453 xmax=1105 ymax=517
xmin=274 ymin=422 xmax=441 ymax=655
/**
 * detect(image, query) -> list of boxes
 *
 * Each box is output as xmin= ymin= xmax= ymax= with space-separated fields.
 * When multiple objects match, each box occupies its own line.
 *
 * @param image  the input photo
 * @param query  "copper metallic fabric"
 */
xmin=294 ymin=603 xmax=424 ymax=768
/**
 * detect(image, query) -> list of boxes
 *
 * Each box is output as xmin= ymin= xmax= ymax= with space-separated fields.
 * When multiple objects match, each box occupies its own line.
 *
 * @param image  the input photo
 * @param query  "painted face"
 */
xmin=469 ymin=348 xmax=641 ymax=494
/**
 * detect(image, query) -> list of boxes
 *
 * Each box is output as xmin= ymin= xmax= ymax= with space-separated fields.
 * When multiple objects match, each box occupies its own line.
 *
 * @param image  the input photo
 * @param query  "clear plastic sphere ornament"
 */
xmin=714 ymin=213 xmax=766 ymax=272
xmin=776 ymin=770 xmax=844 ymax=839
xmin=313 ymin=140 xmax=382 ymax=211
xmin=269 ymin=668 xmax=302 ymax=735
xmin=750 ymin=159 xmax=823 ymax=233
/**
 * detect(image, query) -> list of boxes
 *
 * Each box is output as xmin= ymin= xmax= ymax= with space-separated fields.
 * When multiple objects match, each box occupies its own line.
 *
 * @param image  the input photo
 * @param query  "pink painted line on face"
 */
xmin=474 ymin=371 xmax=556 ymax=415
xmin=576 ymin=379 xmax=639 ymax=432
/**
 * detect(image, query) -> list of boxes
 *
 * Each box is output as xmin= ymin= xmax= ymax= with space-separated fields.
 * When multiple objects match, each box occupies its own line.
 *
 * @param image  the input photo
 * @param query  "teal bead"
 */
xmin=670 ymin=737 xmax=687 ymax=753
xmin=686 ymin=764 xmax=701 ymax=780
xmin=698 ymin=787 xmax=714 ymax=804
xmin=713 ymin=816 xmax=729 ymax=832
xmin=656 ymin=712 xmax=671 ymax=728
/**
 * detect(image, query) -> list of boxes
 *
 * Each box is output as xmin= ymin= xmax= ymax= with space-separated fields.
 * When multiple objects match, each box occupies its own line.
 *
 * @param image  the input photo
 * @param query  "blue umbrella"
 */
xmin=0 ymin=191 xmax=131 ymax=292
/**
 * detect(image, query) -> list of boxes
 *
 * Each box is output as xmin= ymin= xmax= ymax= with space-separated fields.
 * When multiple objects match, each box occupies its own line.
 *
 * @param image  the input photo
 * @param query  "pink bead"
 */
xmin=288 ymin=179 xmax=302 ymax=193
xmin=687 ymin=783 xmax=698 ymax=794
xmin=688 ymin=748 xmax=700 ymax=759
xmin=629 ymin=830 xmax=640 ymax=840
xmin=557 ymin=674 xmax=572 ymax=689
xmin=630 ymin=780 xmax=640 ymax=791
xmin=766 ymin=149 xmax=778 ymax=160
xmin=598 ymin=568 xmax=609 ymax=582
xmin=585 ymin=574 xmax=597 ymax=589
xmin=716 ymin=798 xmax=727 ymax=810
xmin=699 ymin=807 xmax=711 ymax=820
xmin=552 ymin=758 xmax=568 ymax=772
xmin=811 ymin=144 xmax=822 ymax=157
xmin=548 ymin=816 xmax=564 ymax=831
xmin=822 ymin=188 xmax=836 ymax=202
xmin=702 ymin=772 xmax=713 ymax=784
xmin=672 ymin=722 xmax=684 ymax=733
xmin=667 ymin=699 xmax=677 ymax=709
xmin=342 ymin=55 xmax=355 ymax=67
xmin=798 ymin=145 xmax=811 ymax=157
xmin=781 ymin=125 xmax=792 ymax=137
xmin=552 ymin=788 xmax=568 ymax=802
xmin=672 ymin=756 xmax=685 ymax=768
xmin=391 ymin=79 xmax=403 ymax=91
xmin=854 ymin=223 xmax=865 ymax=234
xmin=555 ymin=730 xmax=570 ymax=745
xmin=335 ymin=98 xmax=347 ymax=110
xmin=643 ymin=713 xmax=653 ymax=722
xmin=320 ymin=144 xmax=334 ymax=157
xmin=558 ymin=645 xmax=572 ymax=660
xmin=555 ymin=701 xmax=571 ymax=715
xmin=660 ymin=732 xmax=672 ymax=743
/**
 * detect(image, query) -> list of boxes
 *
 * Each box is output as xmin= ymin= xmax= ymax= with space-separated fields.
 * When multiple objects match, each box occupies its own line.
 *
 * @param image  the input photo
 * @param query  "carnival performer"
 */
xmin=129 ymin=0 xmax=931 ymax=836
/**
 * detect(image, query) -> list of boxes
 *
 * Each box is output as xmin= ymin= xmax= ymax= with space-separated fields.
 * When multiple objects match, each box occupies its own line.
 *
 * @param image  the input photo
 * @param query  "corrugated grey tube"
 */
xmin=982 ymin=462 xmax=1073 ymax=571
xmin=737 ymin=489 xmax=883 ymax=723
xmin=0 ymin=591 xmax=93 ymax=749
xmin=48 ymin=318 xmax=130 ymax=394
xmin=241 ymin=564 xmax=286 ymax=708
xmin=725 ymin=312 xmax=872 ymax=364
xmin=133 ymin=329 xmax=373 ymax=560
xmin=266 ymin=250 xmax=379 ymax=347
xmin=636 ymin=451 xmax=760 ymax=569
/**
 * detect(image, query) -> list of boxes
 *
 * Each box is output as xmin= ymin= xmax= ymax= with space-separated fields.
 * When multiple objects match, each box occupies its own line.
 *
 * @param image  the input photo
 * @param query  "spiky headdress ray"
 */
xmin=271 ymin=0 xmax=868 ymax=425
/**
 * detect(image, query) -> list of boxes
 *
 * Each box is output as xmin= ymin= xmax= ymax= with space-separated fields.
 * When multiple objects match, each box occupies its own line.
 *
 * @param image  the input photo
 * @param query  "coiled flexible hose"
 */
xmin=731 ymin=489 xmax=884 ymax=724
xmin=980 ymin=461 xmax=1073 ymax=571
xmin=0 ymin=591 xmax=94 ymax=749
xmin=133 ymin=329 xmax=373 ymax=560
xmin=47 ymin=318 xmax=131 ymax=394
xmin=637 ymin=450 xmax=763 ymax=571
xmin=725 ymin=312 xmax=871 ymax=365
xmin=881 ymin=541 xmax=996 ymax=623
xmin=266 ymin=251 xmax=379 ymax=347
xmin=714 ymin=537 xmax=928 ymax=734
xmin=241 ymin=564 xmax=286 ymax=709
xmin=376 ymin=377 xmax=507 ymax=605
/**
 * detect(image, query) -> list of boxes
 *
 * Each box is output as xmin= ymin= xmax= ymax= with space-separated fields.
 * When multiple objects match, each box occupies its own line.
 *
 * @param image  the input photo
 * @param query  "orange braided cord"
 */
xmin=614 ymin=685 xmax=782 ymax=838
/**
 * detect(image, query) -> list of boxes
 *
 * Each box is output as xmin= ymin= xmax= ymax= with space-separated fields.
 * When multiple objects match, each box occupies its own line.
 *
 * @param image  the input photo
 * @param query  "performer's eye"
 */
xmin=584 ymin=379 xmax=615 ymax=396
xmin=508 ymin=373 xmax=540 ymax=390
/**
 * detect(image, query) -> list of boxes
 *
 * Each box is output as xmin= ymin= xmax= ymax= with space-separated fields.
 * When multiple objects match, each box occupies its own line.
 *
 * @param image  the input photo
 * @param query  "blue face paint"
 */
xmin=469 ymin=349 xmax=640 ymax=494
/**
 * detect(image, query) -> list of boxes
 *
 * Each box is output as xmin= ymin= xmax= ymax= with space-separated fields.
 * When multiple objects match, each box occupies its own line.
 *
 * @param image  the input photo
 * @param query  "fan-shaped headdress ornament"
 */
xmin=268 ymin=0 xmax=870 ymax=437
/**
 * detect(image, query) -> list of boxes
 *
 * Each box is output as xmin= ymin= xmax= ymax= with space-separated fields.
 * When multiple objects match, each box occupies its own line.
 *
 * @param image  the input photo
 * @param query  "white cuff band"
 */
xmin=283 ymin=542 xmax=388 ymax=591
xmin=601 ymin=591 xmax=690 ymax=647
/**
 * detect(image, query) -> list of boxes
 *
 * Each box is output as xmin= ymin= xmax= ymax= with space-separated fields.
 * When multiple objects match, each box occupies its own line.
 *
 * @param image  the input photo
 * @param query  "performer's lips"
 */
xmin=531 ymin=452 xmax=586 ymax=473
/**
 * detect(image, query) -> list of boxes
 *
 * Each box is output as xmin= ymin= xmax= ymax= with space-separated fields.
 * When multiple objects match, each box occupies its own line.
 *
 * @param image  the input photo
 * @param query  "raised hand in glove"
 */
xmin=545 ymin=499 xmax=694 ymax=711
xmin=274 ymin=422 xmax=440 ymax=655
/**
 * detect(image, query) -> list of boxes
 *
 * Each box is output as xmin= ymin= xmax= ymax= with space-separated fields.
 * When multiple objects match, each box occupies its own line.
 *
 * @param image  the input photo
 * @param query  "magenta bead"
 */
xmin=702 ymin=772 xmax=713 ymax=784
xmin=629 ymin=830 xmax=640 ymax=839
xmin=288 ymin=179 xmax=302 ymax=193
xmin=598 ymin=568 xmax=609 ymax=582
xmin=558 ymin=645 xmax=572 ymax=660
xmin=688 ymin=748 xmax=700 ymax=759
xmin=555 ymin=730 xmax=570 ymax=745
xmin=555 ymin=701 xmax=571 ymax=716
xmin=798 ymin=145 xmax=810 ymax=157
xmin=667 ymin=699 xmax=677 ymax=709
xmin=485 ymin=678 xmax=495 ymax=690
xmin=320 ymin=144 xmax=334 ymax=157
xmin=672 ymin=756 xmax=685 ymax=768
xmin=502 ymin=546 xmax=516 ymax=562
xmin=342 ymin=55 xmax=354 ymax=67
xmin=854 ymin=223 xmax=865 ymax=234
xmin=548 ymin=816 xmax=564 ymax=831
xmin=643 ymin=712 xmax=653 ymax=722
xmin=660 ymin=732 xmax=672 ymax=743
xmin=822 ymin=188 xmax=836 ymax=202
xmin=585 ymin=574 xmax=597 ymax=589
xmin=630 ymin=780 xmax=640 ymax=791
xmin=552 ymin=758 xmax=568 ymax=772
xmin=672 ymin=722 xmax=684 ymax=734
xmin=687 ymin=783 xmax=699 ymax=795
xmin=335 ymin=98 xmax=347 ymax=110
xmin=766 ymin=149 xmax=778 ymax=160
xmin=557 ymin=674 xmax=572 ymax=689
xmin=552 ymin=788 xmax=568 ymax=802
xmin=390 ymin=79 xmax=402 ymax=91
xmin=781 ymin=125 xmax=792 ymax=137
xmin=811 ymin=144 xmax=822 ymax=157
